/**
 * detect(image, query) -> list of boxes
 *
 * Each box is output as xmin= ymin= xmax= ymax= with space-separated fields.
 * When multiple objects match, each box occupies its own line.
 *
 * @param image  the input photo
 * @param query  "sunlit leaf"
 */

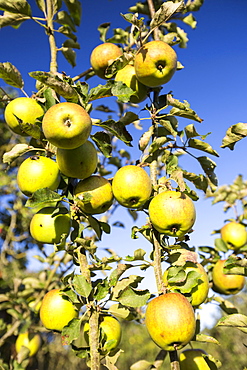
xmin=0 ymin=0 xmax=32 ymax=16
xmin=0 ymin=62 xmax=23 ymax=88
xmin=150 ymin=1 xmax=184 ymax=30
xmin=2 ymin=144 xmax=34 ymax=165
xmin=72 ymin=275 xmax=92 ymax=298
xmin=216 ymin=314 xmax=247 ymax=334
xmin=221 ymin=122 xmax=247 ymax=150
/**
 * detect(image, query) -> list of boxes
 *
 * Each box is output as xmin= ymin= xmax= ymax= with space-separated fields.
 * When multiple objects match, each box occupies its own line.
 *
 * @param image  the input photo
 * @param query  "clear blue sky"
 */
xmin=1 ymin=0 xmax=247 ymax=327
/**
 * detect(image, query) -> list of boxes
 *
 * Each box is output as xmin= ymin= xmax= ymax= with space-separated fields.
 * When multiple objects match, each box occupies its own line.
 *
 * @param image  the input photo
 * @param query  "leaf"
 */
xmin=72 ymin=275 xmax=92 ymax=298
xmin=216 ymin=314 xmax=247 ymax=333
xmin=0 ymin=11 xmax=28 ymax=28
xmin=111 ymin=80 xmax=137 ymax=103
xmin=214 ymin=238 xmax=228 ymax=252
xmin=119 ymin=112 xmax=139 ymax=126
xmin=0 ymin=62 xmax=24 ymax=88
xmin=167 ymin=94 xmax=203 ymax=123
xmin=25 ymin=188 xmax=63 ymax=208
xmin=2 ymin=144 xmax=34 ymax=165
xmin=120 ymin=13 xmax=144 ymax=30
xmin=64 ymin=0 xmax=82 ymax=26
xmin=61 ymin=318 xmax=82 ymax=345
xmin=150 ymin=1 xmax=184 ymax=30
xmin=98 ymin=22 xmax=110 ymax=42
xmin=130 ymin=360 xmax=153 ymax=370
xmin=139 ymin=126 xmax=154 ymax=151
xmin=118 ymin=287 xmax=150 ymax=308
xmin=184 ymin=123 xmax=200 ymax=139
xmin=88 ymin=82 xmax=113 ymax=101
xmin=221 ymin=122 xmax=247 ymax=150
xmin=195 ymin=333 xmax=220 ymax=345
xmin=94 ymin=119 xmax=133 ymax=146
xmin=87 ymin=215 xmax=102 ymax=240
xmin=56 ymin=10 xmax=76 ymax=32
xmin=197 ymin=156 xmax=218 ymax=188
xmin=0 ymin=0 xmax=32 ymax=16
xmin=108 ymin=303 xmax=131 ymax=320
xmin=183 ymin=13 xmax=197 ymax=28
xmin=188 ymin=138 xmax=219 ymax=157
xmin=91 ymin=131 xmax=112 ymax=158
xmin=61 ymin=47 xmax=76 ymax=67
xmin=213 ymin=296 xmax=239 ymax=315
xmin=125 ymin=248 xmax=146 ymax=262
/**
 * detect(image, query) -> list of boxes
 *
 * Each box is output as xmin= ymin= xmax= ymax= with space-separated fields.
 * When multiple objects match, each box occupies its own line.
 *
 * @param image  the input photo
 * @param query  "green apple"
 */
xmin=74 ymin=175 xmax=114 ymax=214
xmin=17 ymin=155 xmax=60 ymax=197
xmin=115 ymin=64 xmax=148 ymax=103
xmin=15 ymin=331 xmax=41 ymax=357
xmin=212 ymin=259 xmax=245 ymax=295
xmin=134 ymin=40 xmax=177 ymax=87
xmin=220 ymin=221 xmax=247 ymax=251
xmin=148 ymin=190 xmax=196 ymax=237
xmin=42 ymin=102 xmax=92 ymax=149
xmin=179 ymin=349 xmax=210 ymax=370
xmin=112 ymin=165 xmax=152 ymax=208
xmin=145 ymin=292 xmax=196 ymax=351
xmin=84 ymin=315 xmax=121 ymax=352
xmin=30 ymin=206 xmax=71 ymax=245
xmin=40 ymin=288 xmax=78 ymax=332
xmin=163 ymin=262 xmax=209 ymax=307
xmin=90 ymin=42 xmax=123 ymax=79
xmin=4 ymin=97 xmax=44 ymax=136
xmin=56 ymin=140 xmax=98 ymax=179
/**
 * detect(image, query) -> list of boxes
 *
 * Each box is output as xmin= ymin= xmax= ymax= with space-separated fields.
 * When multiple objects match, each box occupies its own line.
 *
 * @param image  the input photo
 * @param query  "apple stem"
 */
xmin=169 ymin=350 xmax=180 ymax=370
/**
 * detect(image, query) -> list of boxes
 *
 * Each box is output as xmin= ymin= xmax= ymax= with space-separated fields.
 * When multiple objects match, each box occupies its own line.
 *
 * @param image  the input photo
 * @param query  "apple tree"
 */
xmin=0 ymin=1 xmax=247 ymax=370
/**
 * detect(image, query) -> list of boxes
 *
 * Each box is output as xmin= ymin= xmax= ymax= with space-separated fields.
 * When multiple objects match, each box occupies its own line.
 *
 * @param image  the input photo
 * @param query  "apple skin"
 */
xmin=40 ymin=289 xmax=78 ymax=332
xmin=220 ymin=221 xmax=247 ymax=251
xmin=145 ymin=292 xmax=196 ymax=351
xmin=56 ymin=140 xmax=98 ymax=179
xmin=42 ymin=102 xmax=92 ymax=149
xmin=179 ymin=349 xmax=210 ymax=370
xmin=4 ymin=97 xmax=44 ymax=136
xmin=134 ymin=40 xmax=177 ymax=88
xmin=84 ymin=315 xmax=122 ymax=352
xmin=15 ymin=331 xmax=41 ymax=357
xmin=148 ymin=190 xmax=196 ymax=237
xmin=30 ymin=206 xmax=71 ymax=245
xmin=17 ymin=155 xmax=60 ymax=197
xmin=163 ymin=262 xmax=209 ymax=307
xmin=90 ymin=42 xmax=123 ymax=79
xmin=74 ymin=175 xmax=114 ymax=214
xmin=112 ymin=165 xmax=152 ymax=208
xmin=212 ymin=259 xmax=245 ymax=295
xmin=115 ymin=64 xmax=148 ymax=103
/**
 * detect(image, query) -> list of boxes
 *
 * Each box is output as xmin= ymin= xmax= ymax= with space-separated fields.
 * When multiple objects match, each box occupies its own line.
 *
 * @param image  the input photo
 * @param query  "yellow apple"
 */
xmin=74 ymin=175 xmax=114 ymax=214
xmin=42 ymin=102 xmax=92 ymax=149
xmin=145 ymin=292 xmax=196 ymax=351
xmin=115 ymin=64 xmax=148 ymax=103
xmin=90 ymin=42 xmax=123 ymax=79
xmin=15 ymin=331 xmax=41 ymax=357
xmin=40 ymin=289 xmax=78 ymax=332
xmin=212 ymin=259 xmax=245 ymax=295
xmin=4 ymin=97 xmax=44 ymax=136
xmin=30 ymin=206 xmax=71 ymax=245
xmin=134 ymin=40 xmax=177 ymax=87
xmin=112 ymin=165 xmax=152 ymax=208
xmin=179 ymin=349 xmax=210 ymax=370
xmin=84 ymin=315 xmax=121 ymax=352
xmin=17 ymin=155 xmax=60 ymax=197
xmin=148 ymin=190 xmax=196 ymax=237
xmin=220 ymin=221 xmax=247 ymax=251
xmin=56 ymin=140 xmax=98 ymax=179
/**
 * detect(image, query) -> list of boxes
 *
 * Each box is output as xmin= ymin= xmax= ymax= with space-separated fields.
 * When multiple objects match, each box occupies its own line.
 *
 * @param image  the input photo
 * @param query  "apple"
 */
xmin=134 ymin=40 xmax=177 ymax=87
xmin=145 ymin=292 xmax=196 ymax=351
xmin=220 ymin=221 xmax=247 ymax=251
xmin=112 ymin=165 xmax=152 ymax=208
xmin=163 ymin=262 xmax=209 ymax=307
xmin=56 ymin=140 xmax=98 ymax=179
xmin=115 ymin=64 xmax=148 ymax=103
xmin=179 ymin=349 xmax=210 ymax=370
xmin=148 ymin=190 xmax=196 ymax=237
xmin=90 ymin=42 xmax=123 ymax=79
xmin=74 ymin=175 xmax=114 ymax=215
xmin=17 ymin=155 xmax=60 ymax=197
xmin=84 ymin=315 xmax=121 ymax=352
xmin=40 ymin=288 xmax=78 ymax=332
xmin=15 ymin=331 xmax=41 ymax=357
xmin=212 ymin=259 xmax=245 ymax=295
xmin=42 ymin=102 xmax=92 ymax=149
xmin=30 ymin=206 xmax=71 ymax=245
xmin=4 ymin=97 xmax=44 ymax=136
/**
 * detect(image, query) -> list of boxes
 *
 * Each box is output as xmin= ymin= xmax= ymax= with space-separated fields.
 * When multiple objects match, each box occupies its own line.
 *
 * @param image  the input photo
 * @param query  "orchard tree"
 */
xmin=0 ymin=1 xmax=247 ymax=370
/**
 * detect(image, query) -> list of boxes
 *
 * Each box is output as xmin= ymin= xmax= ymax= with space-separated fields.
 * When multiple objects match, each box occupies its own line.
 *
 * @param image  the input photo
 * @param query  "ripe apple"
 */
xmin=42 ymin=102 xmax=92 ymax=149
xmin=179 ymin=349 xmax=210 ymax=370
xmin=30 ymin=206 xmax=71 ymax=245
xmin=145 ymin=292 xmax=196 ymax=351
xmin=74 ymin=175 xmax=114 ymax=214
xmin=17 ymin=155 xmax=60 ymax=197
xmin=15 ymin=331 xmax=41 ymax=357
xmin=56 ymin=140 xmax=98 ymax=179
xmin=148 ymin=190 xmax=196 ymax=237
xmin=163 ymin=262 xmax=209 ymax=307
xmin=40 ymin=288 xmax=78 ymax=332
xmin=4 ymin=97 xmax=44 ymax=136
xmin=84 ymin=315 xmax=122 ymax=352
xmin=112 ymin=165 xmax=152 ymax=208
xmin=212 ymin=259 xmax=245 ymax=295
xmin=115 ymin=64 xmax=148 ymax=103
xmin=220 ymin=221 xmax=247 ymax=251
xmin=90 ymin=42 xmax=123 ymax=79
xmin=134 ymin=40 xmax=177 ymax=87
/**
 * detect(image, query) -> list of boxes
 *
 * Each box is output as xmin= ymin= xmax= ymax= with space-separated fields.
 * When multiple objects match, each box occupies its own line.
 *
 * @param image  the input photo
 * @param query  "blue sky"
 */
xmin=1 ymin=0 xmax=247 ymax=327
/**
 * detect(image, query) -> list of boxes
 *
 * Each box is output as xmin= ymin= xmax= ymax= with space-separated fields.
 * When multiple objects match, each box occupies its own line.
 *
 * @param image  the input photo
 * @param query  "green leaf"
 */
xmin=56 ymin=10 xmax=76 ymax=32
xmin=0 ymin=11 xmax=27 ymax=28
xmin=61 ymin=47 xmax=76 ymax=67
xmin=188 ymin=138 xmax=219 ymax=157
xmin=63 ymin=39 xmax=80 ymax=49
xmin=35 ymin=0 xmax=46 ymax=13
xmin=196 ymin=156 xmax=218 ymax=189
xmin=184 ymin=123 xmax=200 ymax=139
xmin=120 ymin=13 xmax=144 ymax=29
xmin=94 ymin=278 xmax=110 ymax=301
xmin=61 ymin=318 xmax=82 ymax=345
xmin=98 ymin=22 xmax=110 ymax=42
xmin=167 ymin=94 xmax=203 ymax=123
xmin=94 ymin=119 xmax=133 ymax=147
xmin=2 ymin=144 xmax=34 ymax=165
xmin=109 ymin=264 xmax=133 ymax=287
xmin=25 ymin=188 xmax=63 ymax=208
xmin=0 ymin=0 xmax=32 ymax=16
xmin=183 ymin=13 xmax=197 ymax=29
xmin=213 ymin=296 xmax=239 ymax=315
xmin=87 ymin=215 xmax=102 ymax=240
xmin=108 ymin=303 xmax=131 ymax=320
xmin=214 ymin=238 xmax=228 ymax=252
xmin=139 ymin=126 xmax=154 ymax=151
xmin=216 ymin=314 xmax=247 ymax=333
xmin=119 ymin=111 xmax=139 ymax=126
xmin=125 ymin=248 xmax=146 ymax=262
xmin=150 ymin=1 xmax=184 ymax=30
xmin=0 ymin=62 xmax=23 ymax=88
xmin=111 ymin=80 xmax=137 ymax=103
xmin=105 ymin=52 xmax=133 ymax=79
xmin=118 ymin=287 xmax=150 ymax=308
xmin=64 ymin=0 xmax=82 ymax=26
xmin=221 ymin=122 xmax=247 ymax=150
xmin=72 ymin=275 xmax=92 ymax=298
xmin=91 ymin=131 xmax=112 ymax=158
xmin=195 ymin=333 xmax=220 ymax=345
